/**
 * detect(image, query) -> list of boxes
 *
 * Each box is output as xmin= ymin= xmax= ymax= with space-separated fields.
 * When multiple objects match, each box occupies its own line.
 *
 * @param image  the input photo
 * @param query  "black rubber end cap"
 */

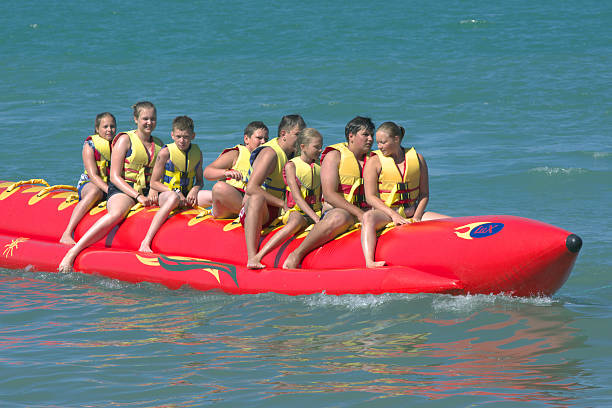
xmin=566 ymin=234 xmax=582 ymax=253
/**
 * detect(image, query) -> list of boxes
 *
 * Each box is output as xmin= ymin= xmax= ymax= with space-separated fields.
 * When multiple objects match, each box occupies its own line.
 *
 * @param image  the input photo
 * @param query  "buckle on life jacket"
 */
xmin=353 ymin=194 xmax=367 ymax=207
xmin=398 ymin=191 xmax=410 ymax=201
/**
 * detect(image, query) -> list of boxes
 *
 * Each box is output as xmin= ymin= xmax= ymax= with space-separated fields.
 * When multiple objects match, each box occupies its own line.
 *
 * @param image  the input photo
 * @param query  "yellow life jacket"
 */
xmin=374 ymin=147 xmax=420 ymax=207
xmin=115 ymin=130 xmax=163 ymax=194
xmin=163 ymin=142 xmax=202 ymax=195
xmin=222 ymin=144 xmax=250 ymax=192
xmin=84 ymin=134 xmax=112 ymax=183
xmin=285 ymin=157 xmax=322 ymax=212
xmin=321 ymin=142 xmax=368 ymax=208
xmin=249 ymin=138 xmax=289 ymax=200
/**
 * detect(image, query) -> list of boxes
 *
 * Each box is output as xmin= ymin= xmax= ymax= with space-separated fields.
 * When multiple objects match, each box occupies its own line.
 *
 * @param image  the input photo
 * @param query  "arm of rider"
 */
xmin=320 ymin=149 xmax=365 ymax=222
xmin=110 ymin=134 xmax=151 ymax=206
xmin=364 ymin=155 xmax=410 ymax=226
xmin=186 ymin=153 xmax=204 ymax=207
xmin=147 ymin=147 xmax=172 ymax=206
xmin=82 ymin=143 xmax=108 ymax=194
xmin=411 ymin=153 xmax=430 ymax=222
xmin=245 ymin=147 xmax=285 ymax=208
xmin=284 ymin=161 xmax=320 ymax=223
xmin=203 ymin=149 xmax=242 ymax=181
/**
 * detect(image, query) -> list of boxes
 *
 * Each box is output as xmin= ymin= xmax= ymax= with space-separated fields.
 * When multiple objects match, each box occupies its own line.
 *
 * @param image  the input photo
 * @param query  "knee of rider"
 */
xmin=168 ymin=192 xmax=180 ymax=206
xmin=362 ymin=210 xmax=375 ymax=225
xmin=333 ymin=211 xmax=353 ymax=228
xmin=249 ymin=193 xmax=265 ymax=208
xmin=212 ymin=181 xmax=224 ymax=194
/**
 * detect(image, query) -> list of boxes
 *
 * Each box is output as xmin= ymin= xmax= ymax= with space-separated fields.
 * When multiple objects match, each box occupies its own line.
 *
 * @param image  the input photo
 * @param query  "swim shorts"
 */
xmin=76 ymin=173 xmax=108 ymax=201
xmin=239 ymin=204 xmax=280 ymax=227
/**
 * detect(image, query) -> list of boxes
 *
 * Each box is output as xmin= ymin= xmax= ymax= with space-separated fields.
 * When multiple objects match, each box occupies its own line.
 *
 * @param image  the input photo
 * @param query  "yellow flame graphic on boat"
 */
xmin=3 ymin=237 xmax=29 ymax=258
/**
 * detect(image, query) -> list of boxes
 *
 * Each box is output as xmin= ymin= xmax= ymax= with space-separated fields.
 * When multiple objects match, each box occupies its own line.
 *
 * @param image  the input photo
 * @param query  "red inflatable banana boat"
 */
xmin=0 ymin=179 xmax=581 ymax=296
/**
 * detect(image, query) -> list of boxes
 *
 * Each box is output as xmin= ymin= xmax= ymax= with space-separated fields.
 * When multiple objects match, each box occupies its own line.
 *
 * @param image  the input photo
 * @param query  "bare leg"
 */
xmin=60 ymin=183 xmax=103 ymax=245
xmin=421 ymin=211 xmax=451 ymax=221
xmin=211 ymin=181 xmax=244 ymax=218
xmin=58 ymin=193 xmax=135 ymax=272
xmin=283 ymin=208 xmax=355 ymax=269
xmin=197 ymin=189 xmax=213 ymax=208
xmin=253 ymin=212 xmax=307 ymax=265
xmin=139 ymin=191 xmax=179 ymax=253
xmin=244 ymin=194 xmax=270 ymax=269
xmin=361 ymin=209 xmax=393 ymax=268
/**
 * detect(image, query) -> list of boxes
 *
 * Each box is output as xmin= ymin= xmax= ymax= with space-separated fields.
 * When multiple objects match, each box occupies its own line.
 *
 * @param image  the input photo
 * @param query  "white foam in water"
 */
xmin=593 ymin=152 xmax=611 ymax=158
xmin=529 ymin=166 xmax=586 ymax=176
xmin=432 ymin=293 xmax=554 ymax=313
xmin=301 ymin=291 xmax=556 ymax=311
xmin=460 ymin=19 xmax=487 ymax=24
xmin=302 ymin=292 xmax=428 ymax=310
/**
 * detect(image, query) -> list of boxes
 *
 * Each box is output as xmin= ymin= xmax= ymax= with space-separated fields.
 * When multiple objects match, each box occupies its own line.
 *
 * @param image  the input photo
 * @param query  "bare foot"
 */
xmin=58 ymin=250 xmax=77 ymax=272
xmin=59 ymin=233 xmax=76 ymax=245
xmin=139 ymin=243 xmax=153 ymax=253
xmin=247 ymin=258 xmax=266 ymax=269
xmin=282 ymin=253 xmax=301 ymax=269
xmin=366 ymin=260 xmax=386 ymax=268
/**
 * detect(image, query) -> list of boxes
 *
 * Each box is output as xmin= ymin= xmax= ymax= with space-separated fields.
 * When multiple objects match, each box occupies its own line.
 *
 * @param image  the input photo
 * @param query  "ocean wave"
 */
xmin=301 ymin=291 xmax=555 ymax=311
xmin=459 ymin=19 xmax=488 ymax=25
xmin=433 ymin=293 xmax=554 ymax=313
xmin=593 ymin=152 xmax=612 ymax=158
xmin=302 ymin=292 xmax=427 ymax=310
xmin=529 ymin=166 xmax=587 ymax=176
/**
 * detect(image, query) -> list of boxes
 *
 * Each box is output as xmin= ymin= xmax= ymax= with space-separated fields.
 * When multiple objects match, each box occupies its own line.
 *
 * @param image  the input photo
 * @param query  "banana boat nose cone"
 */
xmin=566 ymin=233 xmax=582 ymax=253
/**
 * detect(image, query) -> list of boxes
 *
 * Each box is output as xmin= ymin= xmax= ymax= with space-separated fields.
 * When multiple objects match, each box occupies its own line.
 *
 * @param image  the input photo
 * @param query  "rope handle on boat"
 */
xmin=6 ymin=179 xmax=50 ymax=192
xmin=35 ymin=185 xmax=78 ymax=197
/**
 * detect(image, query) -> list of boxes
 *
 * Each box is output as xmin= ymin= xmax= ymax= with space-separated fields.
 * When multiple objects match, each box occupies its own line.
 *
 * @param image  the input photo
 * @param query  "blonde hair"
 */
xmin=132 ymin=101 xmax=156 ymax=118
xmin=377 ymin=121 xmax=405 ymax=140
xmin=296 ymin=128 xmax=323 ymax=155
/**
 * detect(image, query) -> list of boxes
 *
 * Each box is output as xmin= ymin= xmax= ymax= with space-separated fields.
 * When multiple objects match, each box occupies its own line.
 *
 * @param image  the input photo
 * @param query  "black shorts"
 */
xmin=107 ymin=182 xmax=149 ymax=201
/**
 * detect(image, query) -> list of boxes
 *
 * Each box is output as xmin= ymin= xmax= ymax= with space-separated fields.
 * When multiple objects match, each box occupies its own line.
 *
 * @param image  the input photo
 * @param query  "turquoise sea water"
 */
xmin=1 ymin=1 xmax=611 ymax=406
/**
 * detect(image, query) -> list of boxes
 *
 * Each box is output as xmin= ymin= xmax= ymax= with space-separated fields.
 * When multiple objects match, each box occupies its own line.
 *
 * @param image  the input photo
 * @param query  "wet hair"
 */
xmin=278 ymin=114 xmax=306 ymax=138
xmin=377 ymin=121 xmax=405 ymax=140
xmin=132 ymin=101 xmax=156 ymax=118
xmin=344 ymin=116 xmax=375 ymax=142
xmin=244 ymin=121 xmax=268 ymax=137
xmin=94 ymin=112 xmax=116 ymax=134
xmin=172 ymin=115 xmax=194 ymax=133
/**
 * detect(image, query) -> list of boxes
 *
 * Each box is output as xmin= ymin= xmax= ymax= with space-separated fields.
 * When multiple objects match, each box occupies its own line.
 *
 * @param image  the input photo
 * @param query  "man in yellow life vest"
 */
xmin=203 ymin=121 xmax=269 ymax=218
xmin=139 ymin=116 xmax=211 ymax=253
xmin=242 ymin=114 xmax=306 ymax=269
xmin=283 ymin=116 xmax=374 ymax=269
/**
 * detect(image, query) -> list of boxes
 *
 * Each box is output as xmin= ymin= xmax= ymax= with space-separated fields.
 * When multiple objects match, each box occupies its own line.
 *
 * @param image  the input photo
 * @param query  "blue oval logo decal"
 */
xmin=469 ymin=222 xmax=504 ymax=238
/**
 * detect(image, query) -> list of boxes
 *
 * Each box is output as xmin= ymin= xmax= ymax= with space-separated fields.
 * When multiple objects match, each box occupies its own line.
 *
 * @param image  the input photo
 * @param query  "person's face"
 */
xmin=244 ymin=128 xmax=268 ymax=151
xmin=171 ymin=128 xmax=194 ymax=151
xmin=96 ymin=116 xmax=116 ymax=141
xmin=301 ymin=137 xmax=323 ymax=162
xmin=375 ymin=130 xmax=399 ymax=156
xmin=349 ymin=127 xmax=373 ymax=153
xmin=282 ymin=125 xmax=301 ymax=154
xmin=134 ymin=107 xmax=157 ymax=135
